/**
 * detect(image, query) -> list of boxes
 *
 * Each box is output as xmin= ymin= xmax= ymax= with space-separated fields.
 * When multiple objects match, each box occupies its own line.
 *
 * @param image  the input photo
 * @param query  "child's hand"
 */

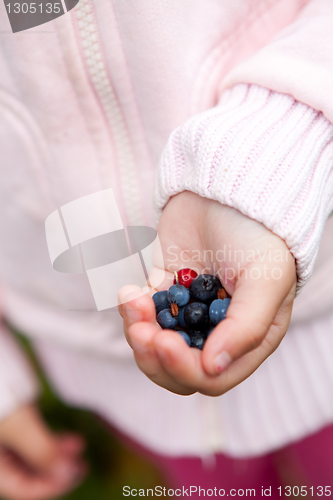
xmin=0 ymin=404 xmax=87 ymax=500
xmin=119 ymin=192 xmax=296 ymax=397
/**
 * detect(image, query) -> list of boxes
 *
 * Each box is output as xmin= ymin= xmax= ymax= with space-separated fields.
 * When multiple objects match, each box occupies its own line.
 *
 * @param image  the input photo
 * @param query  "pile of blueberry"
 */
xmin=153 ymin=269 xmax=230 ymax=350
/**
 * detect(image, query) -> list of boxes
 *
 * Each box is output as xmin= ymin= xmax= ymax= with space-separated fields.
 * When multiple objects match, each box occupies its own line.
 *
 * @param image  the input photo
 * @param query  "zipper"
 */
xmin=73 ymin=0 xmax=145 ymax=227
xmin=201 ymin=395 xmax=225 ymax=456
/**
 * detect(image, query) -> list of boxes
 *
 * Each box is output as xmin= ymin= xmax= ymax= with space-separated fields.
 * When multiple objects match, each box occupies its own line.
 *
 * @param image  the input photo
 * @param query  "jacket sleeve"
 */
xmin=155 ymin=0 xmax=333 ymax=293
xmin=0 ymin=322 xmax=39 ymax=421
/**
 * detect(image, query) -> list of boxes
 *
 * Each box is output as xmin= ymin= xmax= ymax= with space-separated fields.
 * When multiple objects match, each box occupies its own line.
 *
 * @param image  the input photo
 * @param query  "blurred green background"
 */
xmin=15 ymin=334 xmax=169 ymax=500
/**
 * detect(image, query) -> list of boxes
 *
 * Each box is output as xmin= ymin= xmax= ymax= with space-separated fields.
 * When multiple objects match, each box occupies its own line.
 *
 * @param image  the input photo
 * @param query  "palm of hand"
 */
xmin=120 ymin=192 xmax=296 ymax=396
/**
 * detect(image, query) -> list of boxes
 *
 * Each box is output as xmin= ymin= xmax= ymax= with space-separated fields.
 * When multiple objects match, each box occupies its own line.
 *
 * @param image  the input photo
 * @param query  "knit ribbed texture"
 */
xmin=155 ymin=83 xmax=333 ymax=291
xmin=0 ymin=324 xmax=39 ymax=421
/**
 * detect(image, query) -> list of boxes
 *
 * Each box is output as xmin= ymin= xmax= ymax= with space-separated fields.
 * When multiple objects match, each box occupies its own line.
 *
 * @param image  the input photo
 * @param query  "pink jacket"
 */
xmin=0 ymin=0 xmax=333 ymax=457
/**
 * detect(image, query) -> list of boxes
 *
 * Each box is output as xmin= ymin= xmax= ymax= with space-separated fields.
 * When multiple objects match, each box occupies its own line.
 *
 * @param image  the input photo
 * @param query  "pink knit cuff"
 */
xmin=155 ymin=84 xmax=333 ymax=291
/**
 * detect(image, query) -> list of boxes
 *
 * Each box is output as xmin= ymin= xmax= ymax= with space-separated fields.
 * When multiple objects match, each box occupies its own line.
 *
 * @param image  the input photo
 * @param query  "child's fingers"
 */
xmin=128 ymin=309 xmax=288 ymax=398
xmin=119 ymin=285 xmax=193 ymax=393
xmin=122 ymin=297 xmax=156 ymax=347
xmin=128 ymin=322 xmax=195 ymax=395
xmin=118 ymin=286 xmax=155 ymax=324
xmin=118 ymin=285 xmax=156 ymax=345
xmin=0 ymin=449 xmax=87 ymax=500
xmin=202 ymin=261 xmax=295 ymax=376
xmin=0 ymin=405 xmax=62 ymax=472
xmin=118 ymin=304 xmax=124 ymax=319
xmin=155 ymin=330 xmax=198 ymax=376
xmin=118 ymin=285 xmax=144 ymax=320
xmin=57 ymin=434 xmax=86 ymax=457
xmin=154 ymin=330 xmax=206 ymax=386
xmin=123 ymin=296 xmax=156 ymax=327
xmin=0 ymin=405 xmax=87 ymax=500
xmin=153 ymin=330 xmax=238 ymax=396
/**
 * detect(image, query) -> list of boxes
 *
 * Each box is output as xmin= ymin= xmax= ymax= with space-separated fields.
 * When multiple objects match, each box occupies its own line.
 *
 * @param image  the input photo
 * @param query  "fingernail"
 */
xmin=125 ymin=305 xmax=142 ymax=323
xmin=214 ymin=351 xmax=232 ymax=374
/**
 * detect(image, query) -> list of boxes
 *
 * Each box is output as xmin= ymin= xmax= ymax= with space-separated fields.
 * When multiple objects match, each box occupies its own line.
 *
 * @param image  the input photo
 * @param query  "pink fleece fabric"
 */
xmin=222 ymin=0 xmax=333 ymax=123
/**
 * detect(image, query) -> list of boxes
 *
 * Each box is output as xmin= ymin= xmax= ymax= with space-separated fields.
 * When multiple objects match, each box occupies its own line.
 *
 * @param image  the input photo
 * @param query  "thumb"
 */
xmin=0 ymin=404 xmax=83 ymax=480
xmin=202 ymin=260 xmax=296 ymax=376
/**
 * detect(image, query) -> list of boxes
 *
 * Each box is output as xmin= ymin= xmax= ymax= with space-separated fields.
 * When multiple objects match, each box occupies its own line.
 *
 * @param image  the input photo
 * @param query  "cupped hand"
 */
xmin=119 ymin=191 xmax=296 ymax=396
xmin=0 ymin=404 xmax=87 ymax=500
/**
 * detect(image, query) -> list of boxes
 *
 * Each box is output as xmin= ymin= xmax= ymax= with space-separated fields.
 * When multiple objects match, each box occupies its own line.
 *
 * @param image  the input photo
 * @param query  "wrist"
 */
xmin=156 ymin=83 xmax=333 ymax=292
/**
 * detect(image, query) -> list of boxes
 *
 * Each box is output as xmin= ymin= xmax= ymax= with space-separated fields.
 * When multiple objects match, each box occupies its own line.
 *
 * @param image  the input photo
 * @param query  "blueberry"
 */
xmin=175 ymin=329 xmax=191 ymax=347
xmin=153 ymin=290 xmax=169 ymax=314
xmin=189 ymin=331 xmax=206 ymax=350
xmin=189 ymin=274 xmax=222 ymax=304
xmin=209 ymin=298 xmax=231 ymax=325
xmin=184 ymin=302 xmax=209 ymax=331
xmin=167 ymin=284 xmax=190 ymax=307
xmin=178 ymin=306 xmax=187 ymax=328
xmin=157 ymin=309 xmax=178 ymax=329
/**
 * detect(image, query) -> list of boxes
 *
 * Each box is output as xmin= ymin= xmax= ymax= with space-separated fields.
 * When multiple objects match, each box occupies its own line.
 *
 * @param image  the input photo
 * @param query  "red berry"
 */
xmin=174 ymin=268 xmax=198 ymax=288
